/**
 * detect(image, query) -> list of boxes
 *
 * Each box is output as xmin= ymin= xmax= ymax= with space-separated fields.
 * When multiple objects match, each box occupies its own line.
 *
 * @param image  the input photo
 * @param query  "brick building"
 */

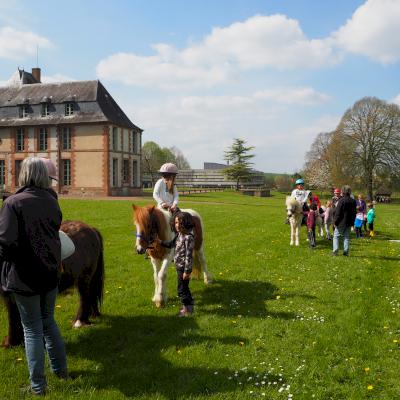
xmin=0 ymin=68 xmax=143 ymax=196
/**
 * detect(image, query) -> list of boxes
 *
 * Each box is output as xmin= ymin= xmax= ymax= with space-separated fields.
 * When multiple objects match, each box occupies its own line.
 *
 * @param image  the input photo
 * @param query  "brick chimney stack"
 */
xmin=31 ymin=68 xmax=41 ymax=83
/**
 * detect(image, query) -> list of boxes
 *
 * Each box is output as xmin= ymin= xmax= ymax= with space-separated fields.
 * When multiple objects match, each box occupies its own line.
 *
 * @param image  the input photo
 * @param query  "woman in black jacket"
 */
xmin=0 ymin=157 xmax=68 ymax=396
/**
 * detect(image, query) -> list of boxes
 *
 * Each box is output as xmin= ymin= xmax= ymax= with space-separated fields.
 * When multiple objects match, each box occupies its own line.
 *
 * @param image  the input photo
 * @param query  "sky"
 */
xmin=1 ymin=0 xmax=400 ymax=173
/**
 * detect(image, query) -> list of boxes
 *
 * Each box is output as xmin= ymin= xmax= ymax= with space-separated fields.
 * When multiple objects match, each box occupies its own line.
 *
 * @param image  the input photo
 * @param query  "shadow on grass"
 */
xmin=66 ymin=314 xmax=283 ymax=397
xmin=196 ymin=279 xmax=297 ymax=320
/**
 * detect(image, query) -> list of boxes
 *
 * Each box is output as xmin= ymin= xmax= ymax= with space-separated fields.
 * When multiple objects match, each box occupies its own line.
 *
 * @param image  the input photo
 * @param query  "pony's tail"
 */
xmin=89 ymin=228 xmax=105 ymax=317
xmin=191 ymin=250 xmax=202 ymax=279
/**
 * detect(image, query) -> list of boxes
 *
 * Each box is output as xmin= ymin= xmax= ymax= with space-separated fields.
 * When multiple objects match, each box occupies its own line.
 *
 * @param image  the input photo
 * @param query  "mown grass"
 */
xmin=0 ymin=191 xmax=399 ymax=399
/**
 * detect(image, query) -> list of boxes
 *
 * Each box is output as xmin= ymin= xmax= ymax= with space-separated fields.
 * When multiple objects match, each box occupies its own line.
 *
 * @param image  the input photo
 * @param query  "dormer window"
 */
xmin=41 ymin=96 xmax=51 ymax=117
xmin=18 ymin=105 xmax=28 ymax=118
xmin=41 ymin=103 xmax=50 ymax=117
xmin=65 ymin=102 xmax=74 ymax=116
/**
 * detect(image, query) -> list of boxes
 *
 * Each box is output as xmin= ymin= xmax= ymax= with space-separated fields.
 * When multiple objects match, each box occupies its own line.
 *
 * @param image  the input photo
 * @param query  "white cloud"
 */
xmin=97 ymin=14 xmax=338 ymax=89
xmin=129 ymin=89 xmax=335 ymax=172
xmin=391 ymin=94 xmax=400 ymax=106
xmin=333 ymin=0 xmax=400 ymax=64
xmin=0 ymin=26 xmax=52 ymax=60
xmin=254 ymin=87 xmax=330 ymax=105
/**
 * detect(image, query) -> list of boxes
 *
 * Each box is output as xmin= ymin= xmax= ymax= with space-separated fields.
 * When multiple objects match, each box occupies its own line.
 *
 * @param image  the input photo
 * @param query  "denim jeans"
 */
xmin=14 ymin=287 xmax=67 ymax=393
xmin=333 ymin=226 xmax=351 ymax=254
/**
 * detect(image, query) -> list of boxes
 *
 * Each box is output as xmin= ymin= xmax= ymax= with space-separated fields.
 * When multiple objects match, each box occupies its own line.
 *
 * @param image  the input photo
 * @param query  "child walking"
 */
xmin=324 ymin=200 xmax=334 ymax=240
xmin=158 ymin=212 xmax=195 ymax=316
xmin=307 ymin=202 xmax=318 ymax=248
xmin=354 ymin=206 xmax=364 ymax=238
xmin=367 ymin=202 xmax=376 ymax=237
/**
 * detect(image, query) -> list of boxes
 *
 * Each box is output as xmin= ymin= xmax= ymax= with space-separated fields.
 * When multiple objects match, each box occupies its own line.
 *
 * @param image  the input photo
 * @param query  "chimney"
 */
xmin=31 ymin=68 xmax=41 ymax=83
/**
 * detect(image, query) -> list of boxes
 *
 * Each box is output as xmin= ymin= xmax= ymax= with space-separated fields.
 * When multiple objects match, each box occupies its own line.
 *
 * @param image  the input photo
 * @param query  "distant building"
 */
xmin=175 ymin=162 xmax=265 ymax=188
xmin=0 ymin=68 xmax=143 ymax=196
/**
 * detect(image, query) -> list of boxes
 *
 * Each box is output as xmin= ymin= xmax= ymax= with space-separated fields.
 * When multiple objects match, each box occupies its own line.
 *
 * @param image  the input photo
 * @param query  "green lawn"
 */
xmin=0 ymin=192 xmax=399 ymax=399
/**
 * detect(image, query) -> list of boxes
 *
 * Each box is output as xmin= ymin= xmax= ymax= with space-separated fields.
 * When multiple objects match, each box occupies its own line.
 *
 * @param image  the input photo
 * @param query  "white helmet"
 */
xmin=159 ymin=163 xmax=178 ymax=175
xmin=40 ymin=158 xmax=58 ymax=180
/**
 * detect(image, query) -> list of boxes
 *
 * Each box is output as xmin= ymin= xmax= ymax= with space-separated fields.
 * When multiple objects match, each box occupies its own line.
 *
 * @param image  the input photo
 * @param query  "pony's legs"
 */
xmin=1 ymin=292 xmax=24 ymax=347
xmin=74 ymin=277 xmax=92 ymax=328
xmin=295 ymin=221 xmax=300 ymax=246
xmin=155 ymin=258 xmax=171 ymax=308
xmin=289 ymin=218 xmax=295 ymax=245
xmin=151 ymin=258 xmax=162 ymax=304
xmin=198 ymin=248 xmax=212 ymax=284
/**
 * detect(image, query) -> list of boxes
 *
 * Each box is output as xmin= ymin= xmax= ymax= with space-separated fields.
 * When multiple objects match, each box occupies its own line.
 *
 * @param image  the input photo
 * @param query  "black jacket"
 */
xmin=0 ymin=186 xmax=62 ymax=295
xmin=333 ymin=195 xmax=357 ymax=229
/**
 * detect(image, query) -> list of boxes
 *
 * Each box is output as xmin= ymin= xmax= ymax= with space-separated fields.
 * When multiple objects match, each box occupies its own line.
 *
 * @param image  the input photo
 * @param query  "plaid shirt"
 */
xmin=161 ymin=232 xmax=194 ymax=273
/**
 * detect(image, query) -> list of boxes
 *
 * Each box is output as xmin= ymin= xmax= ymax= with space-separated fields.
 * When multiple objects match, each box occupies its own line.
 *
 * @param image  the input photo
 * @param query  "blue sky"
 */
xmin=1 ymin=0 xmax=399 ymax=173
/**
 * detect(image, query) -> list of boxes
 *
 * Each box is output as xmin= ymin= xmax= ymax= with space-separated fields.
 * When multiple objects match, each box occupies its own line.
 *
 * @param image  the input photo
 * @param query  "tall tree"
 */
xmin=223 ymin=138 xmax=255 ymax=190
xmin=338 ymin=97 xmax=400 ymax=199
xmin=170 ymin=146 xmax=191 ymax=169
xmin=141 ymin=141 xmax=165 ymax=186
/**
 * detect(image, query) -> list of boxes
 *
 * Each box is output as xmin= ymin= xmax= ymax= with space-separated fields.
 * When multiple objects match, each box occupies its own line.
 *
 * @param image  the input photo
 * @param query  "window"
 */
xmin=132 ymin=160 xmax=138 ymax=187
xmin=65 ymin=102 xmax=74 ymax=116
xmin=16 ymin=129 xmax=25 ymax=152
xmin=0 ymin=160 xmax=5 ymax=187
xmin=62 ymin=159 xmax=71 ymax=186
xmin=62 ymin=127 xmax=72 ymax=150
xmin=112 ymin=158 xmax=118 ymax=187
xmin=41 ymin=103 xmax=49 ymax=117
xmin=18 ymin=105 xmax=28 ymax=118
xmin=15 ymin=160 xmax=22 ymax=185
xmin=123 ymin=159 xmax=129 ymax=183
xmin=39 ymin=128 xmax=48 ymax=151
xmin=131 ymin=132 xmax=136 ymax=153
xmin=112 ymin=127 xmax=118 ymax=151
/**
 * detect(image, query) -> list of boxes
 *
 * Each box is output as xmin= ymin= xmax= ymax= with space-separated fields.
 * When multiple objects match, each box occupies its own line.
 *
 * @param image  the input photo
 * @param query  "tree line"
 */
xmin=303 ymin=97 xmax=400 ymax=200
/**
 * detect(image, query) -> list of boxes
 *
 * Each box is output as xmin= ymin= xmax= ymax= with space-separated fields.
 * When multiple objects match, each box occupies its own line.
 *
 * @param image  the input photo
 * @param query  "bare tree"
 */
xmin=169 ymin=146 xmax=191 ymax=169
xmin=338 ymin=97 xmax=400 ymax=199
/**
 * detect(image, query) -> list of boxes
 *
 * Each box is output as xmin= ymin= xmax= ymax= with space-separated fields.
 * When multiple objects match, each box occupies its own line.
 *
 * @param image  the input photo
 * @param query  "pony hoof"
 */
xmin=73 ymin=320 xmax=91 ymax=328
xmin=204 ymin=277 xmax=213 ymax=284
xmin=155 ymin=301 xmax=165 ymax=308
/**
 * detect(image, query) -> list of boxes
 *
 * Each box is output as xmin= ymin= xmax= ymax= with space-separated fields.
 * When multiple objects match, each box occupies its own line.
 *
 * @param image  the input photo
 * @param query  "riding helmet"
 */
xmin=159 ymin=163 xmax=178 ymax=175
xmin=295 ymin=178 xmax=304 ymax=185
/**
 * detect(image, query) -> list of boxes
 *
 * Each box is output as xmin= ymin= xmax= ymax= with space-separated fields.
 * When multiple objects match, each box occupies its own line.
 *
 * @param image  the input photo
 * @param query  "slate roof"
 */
xmin=0 ymin=80 xmax=142 ymax=131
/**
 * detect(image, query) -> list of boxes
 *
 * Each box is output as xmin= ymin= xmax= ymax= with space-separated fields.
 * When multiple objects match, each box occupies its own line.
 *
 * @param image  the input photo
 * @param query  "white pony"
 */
xmin=133 ymin=204 xmax=212 ymax=308
xmin=285 ymin=196 xmax=303 ymax=246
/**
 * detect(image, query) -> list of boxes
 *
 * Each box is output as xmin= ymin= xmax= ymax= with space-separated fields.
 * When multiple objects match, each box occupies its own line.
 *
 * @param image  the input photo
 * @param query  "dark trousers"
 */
xmin=355 ymin=227 xmax=362 ymax=238
xmin=177 ymin=269 xmax=193 ymax=306
xmin=307 ymin=228 xmax=316 ymax=247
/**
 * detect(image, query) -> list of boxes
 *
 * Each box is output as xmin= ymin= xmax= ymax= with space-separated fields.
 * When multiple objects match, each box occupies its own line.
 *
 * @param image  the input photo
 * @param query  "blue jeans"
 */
xmin=333 ymin=226 xmax=351 ymax=254
xmin=14 ymin=287 xmax=67 ymax=393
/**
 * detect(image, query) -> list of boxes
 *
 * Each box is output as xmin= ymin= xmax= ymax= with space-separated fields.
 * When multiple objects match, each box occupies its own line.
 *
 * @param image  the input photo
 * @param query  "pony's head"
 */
xmin=285 ymin=196 xmax=301 ymax=218
xmin=132 ymin=205 xmax=159 ymax=254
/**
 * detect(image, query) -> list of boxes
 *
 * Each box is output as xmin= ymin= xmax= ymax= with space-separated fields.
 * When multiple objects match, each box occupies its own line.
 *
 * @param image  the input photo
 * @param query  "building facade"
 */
xmin=0 ymin=68 xmax=143 ymax=196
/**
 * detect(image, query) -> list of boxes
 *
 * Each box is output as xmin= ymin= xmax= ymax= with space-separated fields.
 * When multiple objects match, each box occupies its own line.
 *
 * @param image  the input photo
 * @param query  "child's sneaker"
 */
xmin=178 ymin=305 xmax=194 ymax=317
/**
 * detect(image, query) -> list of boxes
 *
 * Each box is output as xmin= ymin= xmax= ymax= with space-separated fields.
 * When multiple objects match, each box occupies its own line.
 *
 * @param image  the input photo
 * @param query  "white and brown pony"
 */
xmin=285 ymin=196 xmax=303 ymax=246
xmin=133 ymin=205 xmax=212 ymax=308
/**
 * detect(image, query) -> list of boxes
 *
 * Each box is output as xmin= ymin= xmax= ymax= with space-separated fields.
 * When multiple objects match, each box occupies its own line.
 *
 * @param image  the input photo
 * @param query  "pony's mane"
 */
xmin=286 ymin=196 xmax=300 ymax=207
xmin=133 ymin=205 xmax=169 ymax=241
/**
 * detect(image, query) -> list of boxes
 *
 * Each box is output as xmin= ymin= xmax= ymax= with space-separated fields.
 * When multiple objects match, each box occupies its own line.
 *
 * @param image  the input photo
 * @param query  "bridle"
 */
xmin=135 ymin=212 xmax=158 ymax=251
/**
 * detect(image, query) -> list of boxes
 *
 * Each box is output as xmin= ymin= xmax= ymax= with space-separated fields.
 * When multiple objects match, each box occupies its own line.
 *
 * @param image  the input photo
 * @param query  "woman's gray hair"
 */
xmin=341 ymin=185 xmax=352 ymax=196
xmin=18 ymin=157 xmax=50 ymax=189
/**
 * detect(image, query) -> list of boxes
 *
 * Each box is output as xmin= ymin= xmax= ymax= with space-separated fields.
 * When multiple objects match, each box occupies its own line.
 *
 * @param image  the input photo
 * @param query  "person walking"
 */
xmin=332 ymin=185 xmax=357 ymax=256
xmin=0 ymin=157 xmax=68 ymax=396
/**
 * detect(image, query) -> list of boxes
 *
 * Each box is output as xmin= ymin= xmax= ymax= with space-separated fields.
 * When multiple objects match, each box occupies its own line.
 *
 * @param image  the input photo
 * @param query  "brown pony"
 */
xmin=1 ymin=220 xmax=104 ymax=347
xmin=133 ymin=205 xmax=212 ymax=308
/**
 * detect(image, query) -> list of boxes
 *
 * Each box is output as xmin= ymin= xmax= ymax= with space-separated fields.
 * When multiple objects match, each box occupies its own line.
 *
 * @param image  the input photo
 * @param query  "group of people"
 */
xmin=290 ymin=179 xmax=377 ymax=254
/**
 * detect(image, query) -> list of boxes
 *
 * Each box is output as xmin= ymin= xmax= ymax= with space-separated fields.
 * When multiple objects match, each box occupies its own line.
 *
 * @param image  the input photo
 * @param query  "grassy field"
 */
xmin=0 ymin=191 xmax=399 ymax=399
